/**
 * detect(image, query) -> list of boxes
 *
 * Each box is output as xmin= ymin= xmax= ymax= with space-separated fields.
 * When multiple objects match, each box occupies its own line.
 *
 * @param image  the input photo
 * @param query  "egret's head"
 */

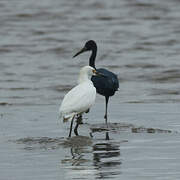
xmin=73 ymin=40 xmax=97 ymax=58
xmin=81 ymin=66 xmax=105 ymax=77
xmin=78 ymin=66 xmax=105 ymax=83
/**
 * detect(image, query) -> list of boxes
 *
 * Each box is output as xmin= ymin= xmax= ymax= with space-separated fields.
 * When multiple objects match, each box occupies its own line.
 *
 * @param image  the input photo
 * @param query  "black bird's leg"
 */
xmin=105 ymin=132 xmax=110 ymax=140
xmin=68 ymin=115 xmax=75 ymax=138
xmin=104 ymin=96 xmax=109 ymax=124
xmin=104 ymin=97 xmax=110 ymax=140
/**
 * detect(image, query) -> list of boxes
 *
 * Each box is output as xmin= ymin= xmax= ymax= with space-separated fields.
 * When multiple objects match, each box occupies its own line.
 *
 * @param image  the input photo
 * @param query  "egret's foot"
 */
xmin=89 ymin=132 xmax=93 ymax=138
xmin=77 ymin=115 xmax=83 ymax=124
xmin=74 ymin=130 xmax=79 ymax=136
xmin=85 ymin=109 xmax=90 ymax=113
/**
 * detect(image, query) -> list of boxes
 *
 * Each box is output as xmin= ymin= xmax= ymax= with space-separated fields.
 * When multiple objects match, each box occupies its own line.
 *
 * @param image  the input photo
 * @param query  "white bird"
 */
xmin=59 ymin=66 xmax=102 ymax=138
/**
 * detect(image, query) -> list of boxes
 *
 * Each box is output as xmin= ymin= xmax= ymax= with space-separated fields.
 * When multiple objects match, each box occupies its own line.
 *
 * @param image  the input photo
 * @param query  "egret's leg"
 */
xmin=74 ymin=123 xmax=79 ymax=136
xmin=104 ymin=96 xmax=109 ymax=124
xmin=77 ymin=114 xmax=83 ymax=124
xmin=68 ymin=115 xmax=75 ymax=138
xmin=74 ymin=115 xmax=81 ymax=136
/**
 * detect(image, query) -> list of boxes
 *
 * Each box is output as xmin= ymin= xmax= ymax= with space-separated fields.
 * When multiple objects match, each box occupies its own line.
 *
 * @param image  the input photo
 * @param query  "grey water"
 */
xmin=0 ymin=0 xmax=180 ymax=179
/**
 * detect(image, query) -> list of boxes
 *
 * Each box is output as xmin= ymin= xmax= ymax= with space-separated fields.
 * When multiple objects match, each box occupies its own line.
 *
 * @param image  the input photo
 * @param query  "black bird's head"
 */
xmin=84 ymin=40 xmax=97 ymax=51
xmin=73 ymin=40 xmax=97 ymax=58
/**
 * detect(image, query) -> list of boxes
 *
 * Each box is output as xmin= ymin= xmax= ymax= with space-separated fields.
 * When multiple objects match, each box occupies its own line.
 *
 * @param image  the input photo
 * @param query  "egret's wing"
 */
xmin=59 ymin=82 xmax=96 ymax=115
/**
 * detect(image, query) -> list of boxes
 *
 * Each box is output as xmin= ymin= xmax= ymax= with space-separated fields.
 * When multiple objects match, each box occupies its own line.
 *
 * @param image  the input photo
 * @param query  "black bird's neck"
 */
xmin=89 ymin=46 xmax=97 ymax=69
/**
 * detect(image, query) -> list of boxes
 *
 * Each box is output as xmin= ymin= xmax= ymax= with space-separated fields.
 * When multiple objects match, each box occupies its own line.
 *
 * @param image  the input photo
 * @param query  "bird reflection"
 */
xmin=69 ymin=147 xmax=89 ymax=166
xmin=93 ymin=134 xmax=121 ymax=179
xmin=61 ymin=145 xmax=91 ymax=166
xmin=61 ymin=133 xmax=121 ymax=179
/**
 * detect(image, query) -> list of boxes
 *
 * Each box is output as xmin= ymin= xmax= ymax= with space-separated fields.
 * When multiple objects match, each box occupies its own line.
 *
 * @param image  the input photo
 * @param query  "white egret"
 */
xmin=59 ymin=66 xmax=103 ymax=138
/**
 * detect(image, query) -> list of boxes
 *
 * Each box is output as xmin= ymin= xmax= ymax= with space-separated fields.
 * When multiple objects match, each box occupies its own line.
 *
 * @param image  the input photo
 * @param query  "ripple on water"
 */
xmin=124 ymin=63 xmax=163 ymax=69
xmin=13 ymin=123 xmax=175 ymax=151
xmin=0 ymin=48 xmax=11 ymax=53
xmin=51 ymin=84 xmax=73 ymax=92
xmin=90 ymin=123 xmax=174 ymax=134
xmin=151 ymin=88 xmax=180 ymax=96
xmin=14 ymin=137 xmax=64 ymax=150
xmin=13 ymin=136 xmax=93 ymax=150
xmin=0 ymin=102 xmax=12 ymax=106
xmin=147 ymin=69 xmax=180 ymax=83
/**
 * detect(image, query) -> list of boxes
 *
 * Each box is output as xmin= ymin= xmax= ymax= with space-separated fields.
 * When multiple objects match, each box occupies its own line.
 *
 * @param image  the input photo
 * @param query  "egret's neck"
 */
xmin=78 ymin=71 xmax=90 ymax=84
xmin=89 ymin=47 xmax=97 ymax=69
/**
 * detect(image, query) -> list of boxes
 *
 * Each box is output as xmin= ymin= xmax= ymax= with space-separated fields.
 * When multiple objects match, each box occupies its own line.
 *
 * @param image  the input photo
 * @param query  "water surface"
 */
xmin=0 ymin=0 xmax=180 ymax=179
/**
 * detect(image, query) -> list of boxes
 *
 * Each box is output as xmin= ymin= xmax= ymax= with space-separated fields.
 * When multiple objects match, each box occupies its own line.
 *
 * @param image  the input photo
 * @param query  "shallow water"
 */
xmin=1 ymin=104 xmax=180 ymax=180
xmin=0 ymin=0 xmax=180 ymax=179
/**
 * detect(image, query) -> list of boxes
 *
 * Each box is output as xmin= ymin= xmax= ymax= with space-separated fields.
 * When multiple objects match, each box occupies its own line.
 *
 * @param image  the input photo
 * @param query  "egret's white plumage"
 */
xmin=59 ymin=66 xmax=97 ymax=123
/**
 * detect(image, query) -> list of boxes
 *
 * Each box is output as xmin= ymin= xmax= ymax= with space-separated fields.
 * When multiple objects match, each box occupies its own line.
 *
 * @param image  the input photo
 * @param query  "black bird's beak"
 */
xmin=92 ymin=69 xmax=106 ymax=77
xmin=73 ymin=47 xmax=87 ymax=58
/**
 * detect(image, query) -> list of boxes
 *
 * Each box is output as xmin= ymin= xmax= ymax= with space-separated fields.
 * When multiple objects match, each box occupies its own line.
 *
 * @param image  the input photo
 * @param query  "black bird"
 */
xmin=73 ymin=40 xmax=119 ymax=125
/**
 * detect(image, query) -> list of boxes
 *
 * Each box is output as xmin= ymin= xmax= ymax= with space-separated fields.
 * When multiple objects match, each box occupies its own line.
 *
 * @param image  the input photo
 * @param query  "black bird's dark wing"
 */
xmin=91 ymin=68 xmax=119 ymax=97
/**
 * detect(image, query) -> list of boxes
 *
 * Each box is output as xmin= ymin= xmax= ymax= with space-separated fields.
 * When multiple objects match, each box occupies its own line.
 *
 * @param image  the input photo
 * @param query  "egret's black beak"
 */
xmin=73 ymin=47 xmax=87 ymax=58
xmin=92 ymin=69 xmax=106 ymax=77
